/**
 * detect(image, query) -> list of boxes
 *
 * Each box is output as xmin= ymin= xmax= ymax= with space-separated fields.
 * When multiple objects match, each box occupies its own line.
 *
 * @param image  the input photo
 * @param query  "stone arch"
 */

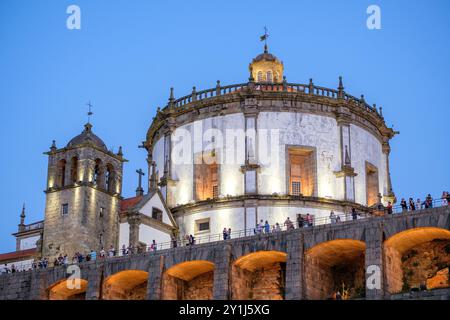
xmin=384 ymin=227 xmax=450 ymax=294
xmin=305 ymin=239 xmax=366 ymax=300
xmin=162 ymin=260 xmax=215 ymax=300
xmin=94 ymin=158 xmax=104 ymax=188
xmin=70 ymin=156 xmax=78 ymax=184
xmin=105 ymin=163 xmax=116 ymax=193
xmin=47 ymin=278 xmax=88 ymax=300
xmin=56 ymin=159 xmax=66 ymax=187
xmin=102 ymin=270 xmax=149 ymax=300
xmin=231 ymin=250 xmax=287 ymax=300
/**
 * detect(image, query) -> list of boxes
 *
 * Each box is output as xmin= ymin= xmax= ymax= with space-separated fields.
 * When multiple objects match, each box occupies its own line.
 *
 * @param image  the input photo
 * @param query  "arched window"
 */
xmin=94 ymin=159 xmax=103 ymax=187
xmin=70 ymin=157 xmax=78 ymax=184
xmin=266 ymin=71 xmax=273 ymax=83
xmin=105 ymin=163 xmax=115 ymax=193
xmin=57 ymin=159 xmax=66 ymax=188
xmin=257 ymin=71 xmax=264 ymax=82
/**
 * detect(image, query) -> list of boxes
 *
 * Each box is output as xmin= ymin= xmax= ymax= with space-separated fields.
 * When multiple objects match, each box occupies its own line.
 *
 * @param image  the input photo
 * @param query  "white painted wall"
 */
xmin=350 ymin=124 xmax=386 ymax=205
xmin=138 ymin=224 xmax=171 ymax=248
xmin=118 ymin=222 xmax=130 ymax=248
xmin=1 ymin=259 xmax=34 ymax=272
xmin=19 ymin=235 xmax=40 ymax=250
xmin=152 ymin=111 xmax=385 ymax=208
xmin=138 ymin=193 xmax=173 ymax=226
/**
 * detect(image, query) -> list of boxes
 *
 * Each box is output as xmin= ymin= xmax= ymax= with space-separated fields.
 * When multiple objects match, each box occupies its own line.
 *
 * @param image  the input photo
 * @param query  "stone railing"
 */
xmin=21 ymin=221 xmax=44 ymax=232
xmin=165 ymin=79 xmax=380 ymax=116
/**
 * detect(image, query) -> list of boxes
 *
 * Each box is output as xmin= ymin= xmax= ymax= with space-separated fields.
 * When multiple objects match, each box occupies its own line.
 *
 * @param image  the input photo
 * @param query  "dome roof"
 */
xmin=67 ymin=123 xmax=107 ymax=150
xmin=252 ymin=52 xmax=281 ymax=63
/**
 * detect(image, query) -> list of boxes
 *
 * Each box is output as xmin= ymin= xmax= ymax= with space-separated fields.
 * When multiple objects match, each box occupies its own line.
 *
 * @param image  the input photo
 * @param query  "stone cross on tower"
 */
xmin=135 ymin=168 xmax=145 ymax=196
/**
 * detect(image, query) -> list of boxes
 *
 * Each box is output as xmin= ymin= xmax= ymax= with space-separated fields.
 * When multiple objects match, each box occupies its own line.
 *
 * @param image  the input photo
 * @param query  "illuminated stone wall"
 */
xmin=232 ymin=263 xmax=285 ymax=300
xmin=152 ymin=110 xmax=386 ymax=208
xmin=1 ymin=206 xmax=450 ymax=300
xmin=42 ymin=146 xmax=122 ymax=262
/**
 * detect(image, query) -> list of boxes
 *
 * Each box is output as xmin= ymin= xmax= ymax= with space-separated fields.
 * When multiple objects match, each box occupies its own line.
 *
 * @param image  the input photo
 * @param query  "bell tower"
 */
xmin=41 ymin=122 xmax=126 ymax=260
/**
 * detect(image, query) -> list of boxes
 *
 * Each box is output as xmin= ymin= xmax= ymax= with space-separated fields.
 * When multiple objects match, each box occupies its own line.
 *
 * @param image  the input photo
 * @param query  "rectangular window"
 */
xmin=291 ymin=181 xmax=301 ymax=196
xmin=288 ymin=147 xmax=315 ymax=197
xmin=194 ymin=152 xmax=219 ymax=201
xmin=195 ymin=218 xmax=210 ymax=234
xmin=61 ymin=203 xmax=69 ymax=215
xmin=366 ymin=162 xmax=379 ymax=207
xmin=99 ymin=207 xmax=105 ymax=218
xmin=152 ymin=208 xmax=163 ymax=221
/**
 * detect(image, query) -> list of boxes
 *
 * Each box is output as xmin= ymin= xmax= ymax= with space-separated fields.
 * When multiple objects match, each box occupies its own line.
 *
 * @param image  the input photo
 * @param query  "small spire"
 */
xmin=50 ymin=140 xmax=57 ymax=151
xmin=20 ymin=203 xmax=26 ymax=224
xmin=249 ymin=65 xmax=255 ymax=82
xmin=117 ymin=146 xmax=123 ymax=157
xmin=192 ymin=86 xmax=197 ymax=102
xmin=169 ymin=87 xmax=175 ymax=106
xmin=149 ymin=161 xmax=158 ymax=192
xmin=360 ymin=94 xmax=366 ymax=105
xmin=379 ymin=106 xmax=383 ymax=117
xmin=309 ymin=78 xmax=314 ymax=95
xmin=338 ymin=76 xmax=344 ymax=99
xmin=84 ymin=122 xmax=93 ymax=132
xmin=216 ymin=80 xmax=221 ymax=96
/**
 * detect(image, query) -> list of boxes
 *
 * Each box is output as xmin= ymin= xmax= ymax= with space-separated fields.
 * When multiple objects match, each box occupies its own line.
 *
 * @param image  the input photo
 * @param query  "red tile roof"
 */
xmin=120 ymin=195 xmax=143 ymax=212
xmin=0 ymin=248 xmax=36 ymax=262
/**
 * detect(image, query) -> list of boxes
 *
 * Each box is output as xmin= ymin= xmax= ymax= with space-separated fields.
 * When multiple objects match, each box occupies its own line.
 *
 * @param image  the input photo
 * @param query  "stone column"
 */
xmin=285 ymin=232 xmax=304 ymax=300
xmin=212 ymin=243 xmax=232 ymax=300
xmin=365 ymin=223 xmax=385 ymax=300
xmin=128 ymin=214 xmax=141 ymax=249
xmin=382 ymin=141 xmax=396 ymax=205
xmin=85 ymin=263 xmax=103 ymax=300
xmin=147 ymin=255 xmax=164 ymax=300
xmin=29 ymin=270 xmax=47 ymax=300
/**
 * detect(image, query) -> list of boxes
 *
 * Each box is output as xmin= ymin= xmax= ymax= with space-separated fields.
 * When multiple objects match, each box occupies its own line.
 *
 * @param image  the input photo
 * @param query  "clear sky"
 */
xmin=0 ymin=0 xmax=449 ymax=253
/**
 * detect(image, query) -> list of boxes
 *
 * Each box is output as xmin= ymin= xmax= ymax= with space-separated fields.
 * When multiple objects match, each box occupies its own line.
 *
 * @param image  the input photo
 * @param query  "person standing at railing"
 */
xmin=305 ymin=214 xmax=313 ymax=227
xmin=121 ymin=244 xmax=127 ymax=256
xmin=90 ymin=249 xmax=97 ymax=261
xmin=264 ymin=221 xmax=270 ymax=234
xmin=426 ymin=194 xmax=433 ymax=208
xmin=297 ymin=214 xmax=304 ymax=228
xmin=108 ymin=245 xmax=115 ymax=257
xmin=171 ymin=235 xmax=178 ymax=248
xmin=416 ymin=198 xmax=422 ymax=210
xmin=409 ymin=198 xmax=416 ymax=211
xmin=256 ymin=220 xmax=264 ymax=234
xmin=284 ymin=217 xmax=294 ymax=230
xmin=330 ymin=211 xmax=336 ymax=224
xmin=400 ymin=198 xmax=408 ymax=212
xmin=442 ymin=191 xmax=450 ymax=206
xmin=228 ymin=228 xmax=232 ymax=239
xmin=151 ymin=240 xmax=157 ymax=252
xmin=275 ymin=222 xmax=281 ymax=232
xmin=386 ymin=202 xmax=393 ymax=214
xmin=351 ymin=208 xmax=359 ymax=220
xmin=223 ymin=228 xmax=228 ymax=240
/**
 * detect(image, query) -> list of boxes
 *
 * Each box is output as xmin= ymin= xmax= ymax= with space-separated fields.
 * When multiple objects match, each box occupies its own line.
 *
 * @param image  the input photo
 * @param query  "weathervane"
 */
xmin=260 ymin=26 xmax=269 ymax=53
xmin=86 ymin=101 xmax=93 ymax=124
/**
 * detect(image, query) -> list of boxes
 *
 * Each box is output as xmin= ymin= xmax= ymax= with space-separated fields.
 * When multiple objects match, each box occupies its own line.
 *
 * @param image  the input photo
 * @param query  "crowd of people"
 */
xmin=2 ymin=192 xmax=449 ymax=275
xmin=385 ymin=191 xmax=450 ymax=215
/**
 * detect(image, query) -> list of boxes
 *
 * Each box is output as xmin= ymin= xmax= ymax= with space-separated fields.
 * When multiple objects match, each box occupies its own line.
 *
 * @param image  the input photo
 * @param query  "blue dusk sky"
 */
xmin=0 ymin=0 xmax=449 ymax=253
